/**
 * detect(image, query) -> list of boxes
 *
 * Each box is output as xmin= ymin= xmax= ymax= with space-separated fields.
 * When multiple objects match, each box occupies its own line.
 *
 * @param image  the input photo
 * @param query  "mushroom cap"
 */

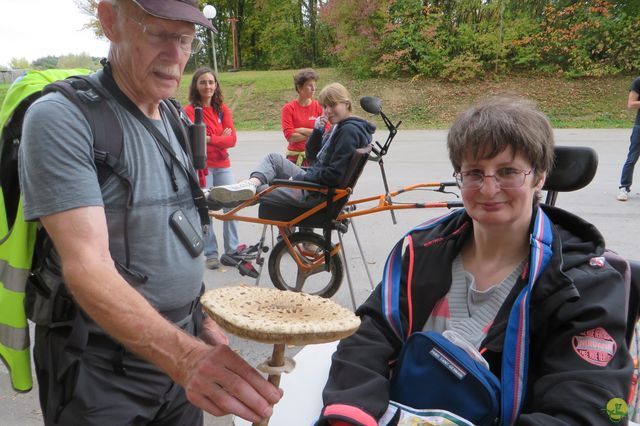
xmin=200 ymin=286 xmax=361 ymax=345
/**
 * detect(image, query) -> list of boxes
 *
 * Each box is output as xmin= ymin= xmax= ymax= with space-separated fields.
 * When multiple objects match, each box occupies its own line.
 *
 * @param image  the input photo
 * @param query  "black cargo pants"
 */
xmin=33 ymin=317 xmax=203 ymax=426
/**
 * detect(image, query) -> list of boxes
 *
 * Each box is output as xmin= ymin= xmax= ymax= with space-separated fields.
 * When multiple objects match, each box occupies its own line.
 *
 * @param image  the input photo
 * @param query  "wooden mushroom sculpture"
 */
xmin=200 ymin=285 xmax=360 ymax=426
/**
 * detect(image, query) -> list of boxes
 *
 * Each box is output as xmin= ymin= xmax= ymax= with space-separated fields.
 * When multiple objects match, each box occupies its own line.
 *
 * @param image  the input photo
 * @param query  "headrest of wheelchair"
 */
xmin=543 ymin=146 xmax=598 ymax=193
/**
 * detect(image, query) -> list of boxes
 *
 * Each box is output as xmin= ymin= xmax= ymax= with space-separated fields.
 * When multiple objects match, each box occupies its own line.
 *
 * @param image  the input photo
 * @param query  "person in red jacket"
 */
xmin=281 ymin=68 xmax=324 ymax=167
xmin=184 ymin=67 xmax=241 ymax=270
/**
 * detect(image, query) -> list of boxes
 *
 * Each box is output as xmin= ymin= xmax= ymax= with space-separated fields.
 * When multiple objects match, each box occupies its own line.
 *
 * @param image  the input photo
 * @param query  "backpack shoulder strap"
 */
xmin=42 ymin=76 xmax=128 ymax=187
xmin=35 ymin=76 xmax=135 ymax=269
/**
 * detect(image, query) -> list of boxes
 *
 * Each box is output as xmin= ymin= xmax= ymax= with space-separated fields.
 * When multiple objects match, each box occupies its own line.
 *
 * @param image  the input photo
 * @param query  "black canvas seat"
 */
xmin=258 ymin=144 xmax=373 ymax=229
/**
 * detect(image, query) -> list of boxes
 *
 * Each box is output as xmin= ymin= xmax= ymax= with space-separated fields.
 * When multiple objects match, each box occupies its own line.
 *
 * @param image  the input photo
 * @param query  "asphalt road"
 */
xmin=2 ymin=128 xmax=639 ymax=425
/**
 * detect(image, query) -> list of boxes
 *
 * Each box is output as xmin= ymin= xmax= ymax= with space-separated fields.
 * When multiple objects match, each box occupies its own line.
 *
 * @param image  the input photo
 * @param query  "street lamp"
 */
xmin=202 ymin=4 xmax=218 ymax=76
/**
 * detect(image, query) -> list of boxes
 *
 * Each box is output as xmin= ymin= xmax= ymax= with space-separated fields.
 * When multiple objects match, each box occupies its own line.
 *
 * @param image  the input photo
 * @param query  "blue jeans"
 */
xmin=620 ymin=125 xmax=640 ymax=190
xmin=205 ymin=167 xmax=240 ymax=259
xmin=250 ymin=153 xmax=323 ymax=208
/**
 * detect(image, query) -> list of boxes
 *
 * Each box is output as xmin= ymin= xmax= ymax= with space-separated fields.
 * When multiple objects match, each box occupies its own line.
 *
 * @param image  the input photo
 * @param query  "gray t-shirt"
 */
xmin=19 ymin=72 xmax=204 ymax=314
xmin=423 ymin=254 xmax=524 ymax=348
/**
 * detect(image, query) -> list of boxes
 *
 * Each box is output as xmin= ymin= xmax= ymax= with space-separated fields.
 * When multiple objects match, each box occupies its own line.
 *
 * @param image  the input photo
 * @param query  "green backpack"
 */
xmin=0 ymin=68 xmax=126 ymax=392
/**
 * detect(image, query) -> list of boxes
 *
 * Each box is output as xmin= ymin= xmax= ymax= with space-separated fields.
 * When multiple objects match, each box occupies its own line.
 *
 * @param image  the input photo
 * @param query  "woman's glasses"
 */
xmin=453 ymin=168 xmax=534 ymax=190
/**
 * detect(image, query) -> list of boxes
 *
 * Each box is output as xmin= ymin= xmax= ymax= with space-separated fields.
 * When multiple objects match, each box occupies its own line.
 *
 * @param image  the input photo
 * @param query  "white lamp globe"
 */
xmin=203 ymin=4 xmax=217 ymax=20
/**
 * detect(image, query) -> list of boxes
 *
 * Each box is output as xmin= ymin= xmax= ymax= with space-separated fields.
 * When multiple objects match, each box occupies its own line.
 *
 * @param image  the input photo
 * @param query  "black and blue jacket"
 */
xmin=320 ymin=205 xmax=632 ymax=425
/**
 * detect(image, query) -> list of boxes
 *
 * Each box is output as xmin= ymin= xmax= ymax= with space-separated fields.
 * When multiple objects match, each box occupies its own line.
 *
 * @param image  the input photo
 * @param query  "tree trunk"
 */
xmin=309 ymin=0 xmax=318 ymax=65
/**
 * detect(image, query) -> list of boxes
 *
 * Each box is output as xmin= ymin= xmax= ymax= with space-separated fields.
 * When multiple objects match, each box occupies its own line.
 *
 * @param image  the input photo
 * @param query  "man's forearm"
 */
xmin=41 ymin=206 xmax=203 ymax=386
xmin=63 ymin=258 xmax=200 ymax=385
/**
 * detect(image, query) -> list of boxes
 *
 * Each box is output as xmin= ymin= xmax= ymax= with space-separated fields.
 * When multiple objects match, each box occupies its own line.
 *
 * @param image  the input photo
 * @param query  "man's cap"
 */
xmin=132 ymin=0 xmax=215 ymax=32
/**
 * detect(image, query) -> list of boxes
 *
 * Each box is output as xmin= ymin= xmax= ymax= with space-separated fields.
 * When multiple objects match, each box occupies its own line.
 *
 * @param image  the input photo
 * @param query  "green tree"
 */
xmin=9 ymin=57 xmax=30 ymax=70
xmin=205 ymin=0 xmax=247 ymax=69
xmin=320 ymin=0 xmax=390 ymax=77
xmin=302 ymin=0 xmax=321 ymax=65
xmin=616 ymin=0 xmax=640 ymax=14
xmin=57 ymin=53 xmax=100 ymax=69
xmin=320 ymin=0 xmax=638 ymax=79
xmin=243 ymin=0 xmax=306 ymax=69
xmin=517 ymin=0 xmax=639 ymax=76
xmin=31 ymin=56 xmax=59 ymax=70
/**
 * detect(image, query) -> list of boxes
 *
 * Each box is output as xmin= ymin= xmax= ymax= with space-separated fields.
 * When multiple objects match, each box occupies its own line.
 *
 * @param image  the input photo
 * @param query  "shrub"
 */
xmin=440 ymin=52 xmax=484 ymax=82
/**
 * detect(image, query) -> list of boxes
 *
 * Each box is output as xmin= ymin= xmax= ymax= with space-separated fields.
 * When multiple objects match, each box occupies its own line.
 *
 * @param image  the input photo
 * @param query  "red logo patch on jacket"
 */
xmin=572 ymin=327 xmax=617 ymax=367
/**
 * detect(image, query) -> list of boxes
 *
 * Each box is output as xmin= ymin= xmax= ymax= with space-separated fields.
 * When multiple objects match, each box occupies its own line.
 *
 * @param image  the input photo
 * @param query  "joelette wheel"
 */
xmin=268 ymin=232 xmax=343 ymax=298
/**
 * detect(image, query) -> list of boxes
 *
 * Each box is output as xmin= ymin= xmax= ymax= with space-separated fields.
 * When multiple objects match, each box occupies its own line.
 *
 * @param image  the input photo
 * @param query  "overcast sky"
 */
xmin=0 ymin=0 xmax=110 ymax=68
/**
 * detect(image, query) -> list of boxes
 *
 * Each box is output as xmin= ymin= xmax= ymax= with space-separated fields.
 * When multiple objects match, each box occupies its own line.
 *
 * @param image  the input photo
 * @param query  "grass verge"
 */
xmin=178 ymin=70 xmax=634 ymax=130
xmin=1 ymin=70 xmax=635 ymax=130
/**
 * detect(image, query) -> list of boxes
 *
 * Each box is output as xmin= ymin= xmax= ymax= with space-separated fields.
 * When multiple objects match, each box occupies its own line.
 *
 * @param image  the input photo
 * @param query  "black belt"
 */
xmin=161 ymin=297 xmax=200 ymax=323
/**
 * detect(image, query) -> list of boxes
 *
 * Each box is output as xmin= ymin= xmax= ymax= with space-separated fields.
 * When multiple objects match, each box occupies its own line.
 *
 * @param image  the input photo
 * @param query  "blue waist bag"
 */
xmin=389 ymin=331 xmax=501 ymax=426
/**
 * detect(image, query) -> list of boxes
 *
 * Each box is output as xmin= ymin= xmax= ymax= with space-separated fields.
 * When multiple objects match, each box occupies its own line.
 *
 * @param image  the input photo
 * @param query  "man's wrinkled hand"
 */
xmin=181 ymin=343 xmax=283 ymax=423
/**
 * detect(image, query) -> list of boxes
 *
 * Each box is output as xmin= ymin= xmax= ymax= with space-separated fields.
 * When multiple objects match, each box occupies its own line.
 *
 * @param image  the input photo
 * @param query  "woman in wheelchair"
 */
xmin=209 ymin=83 xmax=375 ymax=208
xmin=318 ymin=97 xmax=633 ymax=425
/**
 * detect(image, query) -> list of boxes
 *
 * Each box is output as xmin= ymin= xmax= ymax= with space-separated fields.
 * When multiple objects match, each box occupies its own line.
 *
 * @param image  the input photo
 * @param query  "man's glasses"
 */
xmin=123 ymin=14 xmax=203 ymax=55
xmin=453 ymin=168 xmax=534 ymax=190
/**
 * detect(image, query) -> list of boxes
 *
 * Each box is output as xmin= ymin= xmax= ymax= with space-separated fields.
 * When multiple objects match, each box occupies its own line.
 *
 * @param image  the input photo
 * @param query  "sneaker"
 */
xmin=210 ymin=180 xmax=257 ymax=203
xmin=617 ymin=188 xmax=630 ymax=201
xmin=206 ymin=258 xmax=220 ymax=270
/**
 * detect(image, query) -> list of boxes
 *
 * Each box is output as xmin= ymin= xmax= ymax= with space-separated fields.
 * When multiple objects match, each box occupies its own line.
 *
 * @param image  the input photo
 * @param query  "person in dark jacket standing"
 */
xmin=318 ymin=97 xmax=632 ymax=426
xmin=617 ymin=77 xmax=640 ymax=201
xmin=209 ymin=83 xmax=375 ymax=208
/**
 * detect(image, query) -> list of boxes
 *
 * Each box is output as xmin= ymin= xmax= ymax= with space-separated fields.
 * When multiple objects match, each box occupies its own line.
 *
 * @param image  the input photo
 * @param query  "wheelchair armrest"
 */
xmin=272 ymin=179 xmax=329 ymax=191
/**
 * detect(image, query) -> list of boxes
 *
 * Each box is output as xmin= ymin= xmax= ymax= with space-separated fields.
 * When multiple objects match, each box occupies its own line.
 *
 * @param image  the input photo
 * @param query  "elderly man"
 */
xmin=18 ymin=1 xmax=281 ymax=425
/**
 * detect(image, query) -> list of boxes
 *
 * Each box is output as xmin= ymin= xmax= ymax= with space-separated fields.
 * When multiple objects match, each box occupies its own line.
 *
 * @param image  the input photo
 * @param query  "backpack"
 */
xmin=0 ymin=67 xmax=205 ymax=392
xmin=389 ymin=331 xmax=501 ymax=426
xmin=0 ymin=68 xmax=101 ymax=392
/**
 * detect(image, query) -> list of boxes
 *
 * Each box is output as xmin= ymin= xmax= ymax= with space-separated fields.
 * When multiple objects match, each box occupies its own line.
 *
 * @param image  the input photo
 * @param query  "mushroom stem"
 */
xmin=267 ymin=343 xmax=286 ymax=387
xmin=254 ymin=343 xmax=287 ymax=426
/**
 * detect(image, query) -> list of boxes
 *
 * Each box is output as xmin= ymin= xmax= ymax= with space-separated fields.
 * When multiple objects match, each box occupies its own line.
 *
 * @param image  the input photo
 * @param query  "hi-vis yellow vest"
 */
xmin=0 ymin=69 xmax=90 ymax=392
xmin=0 ymin=194 xmax=36 ymax=391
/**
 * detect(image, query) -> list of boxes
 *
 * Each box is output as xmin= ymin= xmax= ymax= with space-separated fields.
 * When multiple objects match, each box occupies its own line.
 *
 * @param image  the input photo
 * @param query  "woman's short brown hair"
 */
xmin=447 ymin=96 xmax=555 ymax=176
xmin=293 ymin=68 xmax=319 ymax=93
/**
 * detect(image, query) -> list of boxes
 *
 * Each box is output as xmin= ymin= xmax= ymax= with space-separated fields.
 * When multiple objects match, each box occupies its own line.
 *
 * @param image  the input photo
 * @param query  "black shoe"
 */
xmin=220 ymin=253 xmax=238 ymax=267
